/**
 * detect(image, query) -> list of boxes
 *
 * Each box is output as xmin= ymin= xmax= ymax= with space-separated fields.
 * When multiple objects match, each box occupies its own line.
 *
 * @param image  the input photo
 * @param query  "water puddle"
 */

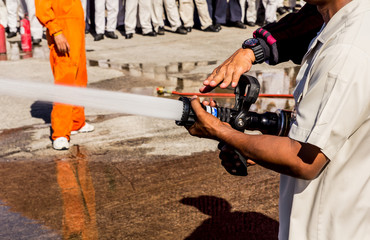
xmin=0 ymin=146 xmax=97 ymax=239
xmin=0 ymin=42 xmax=49 ymax=61
xmin=0 ymin=200 xmax=60 ymax=239
xmin=0 ymin=145 xmax=279 ymax=239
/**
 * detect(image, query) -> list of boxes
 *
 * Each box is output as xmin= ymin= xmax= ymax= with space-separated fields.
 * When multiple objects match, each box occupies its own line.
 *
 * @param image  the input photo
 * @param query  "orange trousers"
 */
xmin=49 ymin=17 xmax=87 ymax=141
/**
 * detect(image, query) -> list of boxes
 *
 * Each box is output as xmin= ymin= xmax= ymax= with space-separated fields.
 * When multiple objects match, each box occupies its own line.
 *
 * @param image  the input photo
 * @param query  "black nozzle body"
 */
xmin=175 ymin=96 xmax=238 ymax=127
xmin=176 ymin=97 xmax=292 ymax=136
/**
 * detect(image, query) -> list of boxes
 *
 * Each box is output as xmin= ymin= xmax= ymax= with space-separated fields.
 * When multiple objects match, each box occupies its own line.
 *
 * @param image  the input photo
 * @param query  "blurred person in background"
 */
xmin=206 ymin=0 xmax=246 ymax=30
xmin=258 ymin=0 xmax=278 ymax=24
xmin=179 ymin=0 xmax=219 ymax=32
xmin=287 ymin=0 xmax=305 ymax=12
xmin=6 ymin=0 xmax=43 ymax=45
xmin=94 ymin=0 xmax=119 ymax=41
xmin=244 ymin=0 xmax=259 ymax=26
xmin=116 ymin=0 xmax=125 ymax=32
xmin=276 ymin=0 xmax=287 ymax=15
xmin=80 ymin=0 xmax=92 ymax=34
xmin=0 ymin=0 xmax=8 ymax=29
xmin=151 ymin=0 xmax=187 ymax=35
xmin=125 ymin=0 xmax=156 ymax=39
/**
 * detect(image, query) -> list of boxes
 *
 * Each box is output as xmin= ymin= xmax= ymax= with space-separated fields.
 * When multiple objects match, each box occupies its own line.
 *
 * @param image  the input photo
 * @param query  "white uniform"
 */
xmin=246 ymin=0 xmax=258 ymax=23
xmin=281 ymin=0 xmax=370 ymax=239
xmin=277 ymin=0 xmax=284 ymax=8
xmin=239 ymin=0 xmax=246 ymax=22
xmin=0 ymin=0 xmax=7 ymax=28
xmin=95 ymin=0 xmax=119 ymax=34
xmin=178 ymin=0 xmax=212 ymax=30
xmin=80 ymin=0 xmax=86 ymax=20
xmin=151 ymin=0 xmax=182 ymax=32
xmin=258 ymin=0 xmax=277 ymax=23
xmin=247 ymin=0 xmax=277 ymax=24
xmin=6 ymin=0 xmax=43 ymax=39
xmin=288 ymin=0 xmax=304 ymax=9
xmin=125 ymin=0 xmax=153 ymax=35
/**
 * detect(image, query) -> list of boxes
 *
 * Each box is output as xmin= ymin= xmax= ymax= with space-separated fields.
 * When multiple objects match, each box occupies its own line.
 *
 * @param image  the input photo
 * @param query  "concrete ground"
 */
xmin=0 ymin=25 xmax=295 ymax=239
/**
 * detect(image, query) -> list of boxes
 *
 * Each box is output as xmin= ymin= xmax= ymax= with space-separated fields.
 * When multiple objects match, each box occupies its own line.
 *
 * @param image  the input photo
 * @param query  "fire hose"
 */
xmin=157 ymin=87 xmax=294 ymax=99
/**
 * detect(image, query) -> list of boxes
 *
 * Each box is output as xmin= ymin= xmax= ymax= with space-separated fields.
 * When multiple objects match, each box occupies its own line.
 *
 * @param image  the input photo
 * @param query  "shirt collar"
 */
xmin=317 ymin=0 xmax=370 ymax=44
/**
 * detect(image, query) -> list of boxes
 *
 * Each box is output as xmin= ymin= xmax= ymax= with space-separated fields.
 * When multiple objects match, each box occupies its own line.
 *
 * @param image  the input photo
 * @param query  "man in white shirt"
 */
xmin=186 ymin=0 xmax=370 ymax=239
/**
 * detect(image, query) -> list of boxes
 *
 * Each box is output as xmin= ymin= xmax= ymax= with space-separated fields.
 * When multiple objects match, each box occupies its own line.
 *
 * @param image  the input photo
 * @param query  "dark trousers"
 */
xmin=117 ymin=0 xmax=125 ymax=27
xmin=206 ymin=0 xmax=242 ymax=24
xmin=86 ymin=0 xmax=95 ymax=32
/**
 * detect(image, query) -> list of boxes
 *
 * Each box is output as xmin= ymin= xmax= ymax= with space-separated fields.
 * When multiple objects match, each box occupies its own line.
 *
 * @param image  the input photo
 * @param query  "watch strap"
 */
xmin=251 ymin=44 xmax=264 ymax=64
xmin=242 ymin=38 xmax=265 ymax=64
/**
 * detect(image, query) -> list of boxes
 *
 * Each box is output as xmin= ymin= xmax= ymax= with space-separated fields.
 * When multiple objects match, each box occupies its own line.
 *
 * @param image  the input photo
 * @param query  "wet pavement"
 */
xmin=0 ymin=146 xmax=280 ymax=240
xmin=0 ymin=24 xmax=298 ymax=239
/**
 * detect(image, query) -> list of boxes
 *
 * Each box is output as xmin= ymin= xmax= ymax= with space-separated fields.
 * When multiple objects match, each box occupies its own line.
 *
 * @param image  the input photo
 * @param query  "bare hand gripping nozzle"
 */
xmin=176 ymin=75 xmax=293 ymax=176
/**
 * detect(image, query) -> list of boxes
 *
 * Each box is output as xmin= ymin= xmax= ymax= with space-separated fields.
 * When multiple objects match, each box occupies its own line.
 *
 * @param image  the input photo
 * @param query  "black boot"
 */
xmin=105 ymin=31 xmax=118 ymax=39
xmin=94 ymin=33 xmax=104 ymax=41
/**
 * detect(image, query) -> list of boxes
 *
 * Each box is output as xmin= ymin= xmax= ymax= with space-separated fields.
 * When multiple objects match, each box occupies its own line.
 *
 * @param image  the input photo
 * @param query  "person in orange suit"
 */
xmin=35 ymin=0 xmax=94 ymax=150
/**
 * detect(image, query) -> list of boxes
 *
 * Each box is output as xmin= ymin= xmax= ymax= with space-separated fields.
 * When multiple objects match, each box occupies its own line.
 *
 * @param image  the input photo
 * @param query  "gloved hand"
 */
xmin=218 ymin=142 xmax=255 ymax=176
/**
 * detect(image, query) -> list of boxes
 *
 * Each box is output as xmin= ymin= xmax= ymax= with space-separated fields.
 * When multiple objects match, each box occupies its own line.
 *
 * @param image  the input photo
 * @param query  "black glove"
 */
xmin=218 ymin=142 xmax=248 ymax=176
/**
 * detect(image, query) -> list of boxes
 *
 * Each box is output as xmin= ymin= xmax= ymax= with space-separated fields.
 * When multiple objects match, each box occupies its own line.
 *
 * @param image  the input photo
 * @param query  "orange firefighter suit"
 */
xmin=35 ymin=0 xmax=87 ymax=141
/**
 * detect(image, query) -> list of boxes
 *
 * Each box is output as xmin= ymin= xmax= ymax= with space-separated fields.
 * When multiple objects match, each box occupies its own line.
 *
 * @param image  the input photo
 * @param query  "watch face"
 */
xmin=243 ymin=38 xmax=259 ymax=47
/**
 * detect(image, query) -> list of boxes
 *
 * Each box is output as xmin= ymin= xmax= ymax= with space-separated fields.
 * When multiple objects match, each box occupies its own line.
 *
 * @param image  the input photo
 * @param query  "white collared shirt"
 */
xmin=279 ymin=0 xmax=370 ymax=239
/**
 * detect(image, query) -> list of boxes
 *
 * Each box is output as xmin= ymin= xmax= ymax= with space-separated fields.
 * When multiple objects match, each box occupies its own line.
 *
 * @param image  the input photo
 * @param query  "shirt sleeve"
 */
xmin=35 ymin=0 xmax=62 ymax=36
xmin=289 ymin=45 xmax=370 ymax=160
xmin=256 ymin=4 xmax=324 ymax=65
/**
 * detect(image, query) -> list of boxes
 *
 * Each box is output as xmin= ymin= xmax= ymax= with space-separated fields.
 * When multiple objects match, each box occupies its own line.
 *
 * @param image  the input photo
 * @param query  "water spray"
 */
xmin=0 ymin=79 xmax=184 ymax=121
xmin=0 ymin=76 xmax=292 ymax=136
xmin=1 ymin=76 xmax=292 ymax=176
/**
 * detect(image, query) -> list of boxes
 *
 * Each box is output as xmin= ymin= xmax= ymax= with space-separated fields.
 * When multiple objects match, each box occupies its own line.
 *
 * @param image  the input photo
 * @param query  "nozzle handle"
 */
xmin=232 ymin=75 xmax=260 ymax=131
xmin=234 ymin=75 xmax=260 ymax=113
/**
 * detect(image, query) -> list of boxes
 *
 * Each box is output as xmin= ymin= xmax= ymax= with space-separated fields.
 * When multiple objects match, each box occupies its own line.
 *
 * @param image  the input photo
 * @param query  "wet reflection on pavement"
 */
xmin=0 ymin=200 xmax=60 ymax=239
xmin=56 ymin=146 xmax=97 ymax=239
xmin=0 ymin=42 xmax=49 ymax=61
xmin=0 ymin=144 xmax=280 ymax=239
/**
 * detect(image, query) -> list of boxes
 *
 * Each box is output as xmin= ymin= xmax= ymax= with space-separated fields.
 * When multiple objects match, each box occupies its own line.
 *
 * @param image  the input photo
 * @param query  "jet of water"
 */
xmin=0 ymin=79 xmax=184 ymax=121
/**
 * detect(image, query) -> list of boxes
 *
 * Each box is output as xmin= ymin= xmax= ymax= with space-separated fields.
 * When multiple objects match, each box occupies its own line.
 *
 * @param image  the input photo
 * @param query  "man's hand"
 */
xmin=54 ymin=33 xmax=70 ymax=55
xmin=200 ymin=48 xmax=256 ymax=93
xmin=187 ymin=96 xmax=231 ymax=140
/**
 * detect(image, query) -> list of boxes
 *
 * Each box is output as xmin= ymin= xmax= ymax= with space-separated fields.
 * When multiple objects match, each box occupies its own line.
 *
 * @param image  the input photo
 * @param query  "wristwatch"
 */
xmin=242 ymin=38 xmax=265 ymax=64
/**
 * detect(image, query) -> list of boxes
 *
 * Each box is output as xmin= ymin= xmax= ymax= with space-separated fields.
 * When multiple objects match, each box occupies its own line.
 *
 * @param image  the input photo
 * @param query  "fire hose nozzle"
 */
xmin=176 ymin=74 xmax=293 ymax=177
xmin=175 ymin=96 xmax=195 ymax=126
xmin=176 ymin=74 xmax=293 ymax=136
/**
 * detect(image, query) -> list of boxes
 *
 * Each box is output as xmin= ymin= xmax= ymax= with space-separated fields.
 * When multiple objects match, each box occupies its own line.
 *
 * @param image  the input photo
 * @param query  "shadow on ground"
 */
xmin=181 ymin=196 xmax=278 ymax=240
xmin=30 ymin=101 xmax=53 ymax=123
